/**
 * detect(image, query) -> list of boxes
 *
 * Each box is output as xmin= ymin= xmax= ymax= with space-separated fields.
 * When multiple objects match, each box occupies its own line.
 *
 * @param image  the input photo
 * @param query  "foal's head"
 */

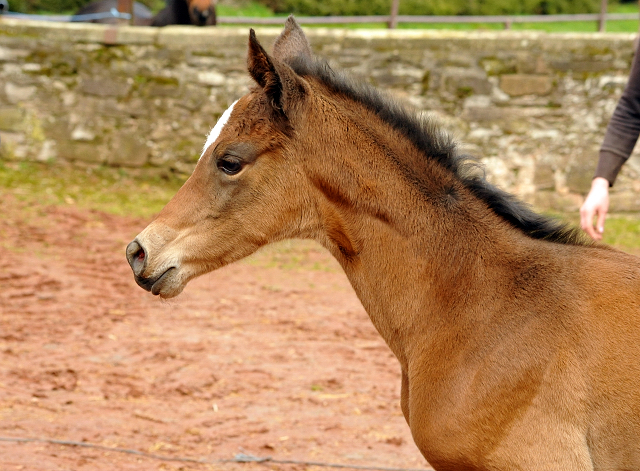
xmin=126 ymin=18 xmax=320 ymax=298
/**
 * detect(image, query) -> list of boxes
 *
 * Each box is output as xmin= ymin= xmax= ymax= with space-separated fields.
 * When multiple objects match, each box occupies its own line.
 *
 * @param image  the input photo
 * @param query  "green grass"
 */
xmin=547 ymin=210 xmax=640 ymax=255
xmin=0 ymin=160 xmax=185 ymax=218
xmin=563 ymin=212 xmax=640 ymax=255
xmin=217 ymin=1 xmax=278 ymax=17
xmin=600 ymin=215 xmax=640 ymax=253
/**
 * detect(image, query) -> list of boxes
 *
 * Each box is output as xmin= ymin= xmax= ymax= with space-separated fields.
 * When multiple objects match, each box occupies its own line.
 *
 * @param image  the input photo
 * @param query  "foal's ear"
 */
xmin=272 ymin=15 xmax=313 ymax=64
xmin=248 ymin=28 xmax=307 ymax=115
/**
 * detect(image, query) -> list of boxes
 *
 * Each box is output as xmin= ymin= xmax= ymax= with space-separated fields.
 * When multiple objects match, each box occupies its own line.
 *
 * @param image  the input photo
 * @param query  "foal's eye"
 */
xmin=217 ymin=158 xmax=243 ymax=176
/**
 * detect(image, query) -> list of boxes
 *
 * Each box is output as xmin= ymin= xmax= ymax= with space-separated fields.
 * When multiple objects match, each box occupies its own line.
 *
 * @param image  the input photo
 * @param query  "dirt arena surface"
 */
xmin=0 ymin=192 xmax=430 ymax=471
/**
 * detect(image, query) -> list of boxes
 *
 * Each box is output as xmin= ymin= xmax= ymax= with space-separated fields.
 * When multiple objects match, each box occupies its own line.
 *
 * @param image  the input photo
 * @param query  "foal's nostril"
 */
xmin=126 ymin=239 xmax=147 ymax=275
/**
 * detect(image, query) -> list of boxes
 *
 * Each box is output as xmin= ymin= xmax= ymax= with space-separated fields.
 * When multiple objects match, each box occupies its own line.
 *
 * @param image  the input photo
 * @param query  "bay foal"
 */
xmin=127 ymin=18 xmax=640 ymax=470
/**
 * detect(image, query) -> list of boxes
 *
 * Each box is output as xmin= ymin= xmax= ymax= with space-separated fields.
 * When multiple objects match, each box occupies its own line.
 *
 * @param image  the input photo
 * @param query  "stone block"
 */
xmin=81 ymin=77 xmax=131 ymax=98
xmin=37 ymin=139 xmax=57 ymax=162
xmin=112 ymin=25 xmax=157 ymax=45
xmin=610 ymin=191 xmax=640 ymax=212
xmin=461 ymin=105 xmax=516 ymax=127
xmin=369 ymin=60 xmax=424 ymax=88
xmin=533 ymin=163 xmax=555 ymax=191
xmin=566 ymin=161 xmax=596 ymax=194
xmin=480 ymin=57 xmax=517 ymax=76
xmin=5 ymin=82 xmax=37 ymax=104
xmin=549 ymin=60 xmax=613 ymax=74
xmin=179 ymin=84 xmax=207 ymax=111
xmin=197 ymin=71 xmax=225 ymax=86
xmin=0 ymin=131 xmax=25 ymax=146
xmin=146 ymin=83 xmax=180 ymax=98
xmin=515 ymin=55 xmax=550 ymax=75
xmin=0 ymin=18 xmax=105 ymax=43
xmin=156 ymin=26 xmax=250 ymax=51
xmin=443 ymin=68 xmax=492 ymax=97
xmin=0 ymin=107 xmax=26 ymax=132
xmin=0 ymin=131 xmax=25 ymax=160
xmin=0 ymin=46 xmax=29 ymax=62
xmin=58 ymin=141 xmax=105 ymax=164
xmin=500 ymin=74 xmax=552 ymax=97
xmin=108 ymin=134 xmax=149 ymax=167
xmin=71 ymin=126 xmax=96 ymax=142
xmin=533 ymin=191 xmax=583 ymax=212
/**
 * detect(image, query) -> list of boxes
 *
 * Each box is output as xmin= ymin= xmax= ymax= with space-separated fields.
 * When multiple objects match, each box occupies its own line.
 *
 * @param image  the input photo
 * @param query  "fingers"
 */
xmin=580 ymin=177 xmax=610 ymax=241
xmin=580 ymin=205 xmax=603 ymax=240
xmin=595 ymin=211 xmax=607 ymax=238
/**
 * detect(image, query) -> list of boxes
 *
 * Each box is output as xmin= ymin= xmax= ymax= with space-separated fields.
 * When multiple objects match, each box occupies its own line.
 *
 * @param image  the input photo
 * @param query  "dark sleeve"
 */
xmin=595 ymin=41 xmax=640 ymax=186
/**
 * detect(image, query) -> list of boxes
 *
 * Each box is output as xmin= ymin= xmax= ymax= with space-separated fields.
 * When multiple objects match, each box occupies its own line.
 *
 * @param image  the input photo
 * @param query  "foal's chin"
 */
xmin=152 ymin=274 xmax=186 ymax=299
xmin=135 ymin=266 xmax=188 ymax=299
xmin=146 ymin=261 xmax=222 ymax=299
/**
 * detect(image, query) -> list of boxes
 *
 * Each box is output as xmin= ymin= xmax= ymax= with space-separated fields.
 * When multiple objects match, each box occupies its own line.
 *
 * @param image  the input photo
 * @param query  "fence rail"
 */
xmin=216 ymin=13 xmax=640 ymax=29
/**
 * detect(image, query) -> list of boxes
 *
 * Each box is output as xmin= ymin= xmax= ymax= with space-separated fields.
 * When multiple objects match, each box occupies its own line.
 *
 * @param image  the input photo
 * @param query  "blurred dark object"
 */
xmin=151 ymin=0 xmax=216 ymax=26
xmin=72 ymin=0 xmax=215 ymax=25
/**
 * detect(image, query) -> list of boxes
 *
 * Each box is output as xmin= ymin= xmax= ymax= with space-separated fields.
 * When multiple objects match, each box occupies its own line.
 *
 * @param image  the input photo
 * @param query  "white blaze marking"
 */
xmin=200 ymin=100 xmax=238 ymax=160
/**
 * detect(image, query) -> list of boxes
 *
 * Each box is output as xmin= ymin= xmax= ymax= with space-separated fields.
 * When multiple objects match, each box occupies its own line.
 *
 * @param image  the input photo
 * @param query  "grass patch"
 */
xmin=551 ymin=211 xmax=640 ymax=255
xmin=0 ymin=160 xmax=185 ymax=218
xmin=600 ymin=215 xmax=640 ymax=254
xmin=217 ymin=1 xmax=278 ymax=17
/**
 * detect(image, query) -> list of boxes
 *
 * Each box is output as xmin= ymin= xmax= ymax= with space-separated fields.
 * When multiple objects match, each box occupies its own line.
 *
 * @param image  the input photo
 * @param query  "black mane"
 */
xmin=288 ymin=56 xmax=589 ymax=247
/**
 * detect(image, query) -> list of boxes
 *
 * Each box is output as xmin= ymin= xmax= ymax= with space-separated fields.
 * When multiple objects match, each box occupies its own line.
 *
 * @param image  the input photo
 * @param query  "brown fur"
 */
xmin=127 ymin=17 xmax=640 ymax=470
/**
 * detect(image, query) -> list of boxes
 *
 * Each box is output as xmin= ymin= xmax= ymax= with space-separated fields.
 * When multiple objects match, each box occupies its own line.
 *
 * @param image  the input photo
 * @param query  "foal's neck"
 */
xmin=302 ymin=99 xmax=528 ymax=367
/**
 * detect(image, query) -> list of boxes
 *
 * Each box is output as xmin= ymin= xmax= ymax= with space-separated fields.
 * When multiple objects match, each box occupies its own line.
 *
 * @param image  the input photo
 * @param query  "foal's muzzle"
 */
xmin=126 ymin=239 xmax=178 ymax=295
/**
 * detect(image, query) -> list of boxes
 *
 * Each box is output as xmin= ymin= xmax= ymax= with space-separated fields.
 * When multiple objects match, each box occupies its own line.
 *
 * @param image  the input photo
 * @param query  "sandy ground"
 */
xmin=0 ymin=193 xmax=430 ymax=471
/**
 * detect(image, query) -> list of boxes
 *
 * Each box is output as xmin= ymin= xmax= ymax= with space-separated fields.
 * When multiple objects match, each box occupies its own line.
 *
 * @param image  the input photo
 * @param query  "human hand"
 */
xmin=580 ymin=177 xmax=610 ymax=240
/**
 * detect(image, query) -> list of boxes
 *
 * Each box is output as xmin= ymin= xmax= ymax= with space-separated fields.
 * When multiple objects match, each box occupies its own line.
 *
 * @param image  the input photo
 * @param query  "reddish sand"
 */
xmin=0 ymin=194 xmax=430 ymax=471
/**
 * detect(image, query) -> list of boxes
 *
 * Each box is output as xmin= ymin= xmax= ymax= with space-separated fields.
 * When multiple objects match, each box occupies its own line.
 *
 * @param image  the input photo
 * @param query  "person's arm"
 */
xmin=581 ymin=41 xmax=640 ymax=239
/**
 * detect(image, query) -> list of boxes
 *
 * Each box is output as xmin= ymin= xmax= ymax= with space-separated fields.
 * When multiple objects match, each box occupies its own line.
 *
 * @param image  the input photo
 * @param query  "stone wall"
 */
xmin=1 ymin=17 xmax=639 ymax=211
